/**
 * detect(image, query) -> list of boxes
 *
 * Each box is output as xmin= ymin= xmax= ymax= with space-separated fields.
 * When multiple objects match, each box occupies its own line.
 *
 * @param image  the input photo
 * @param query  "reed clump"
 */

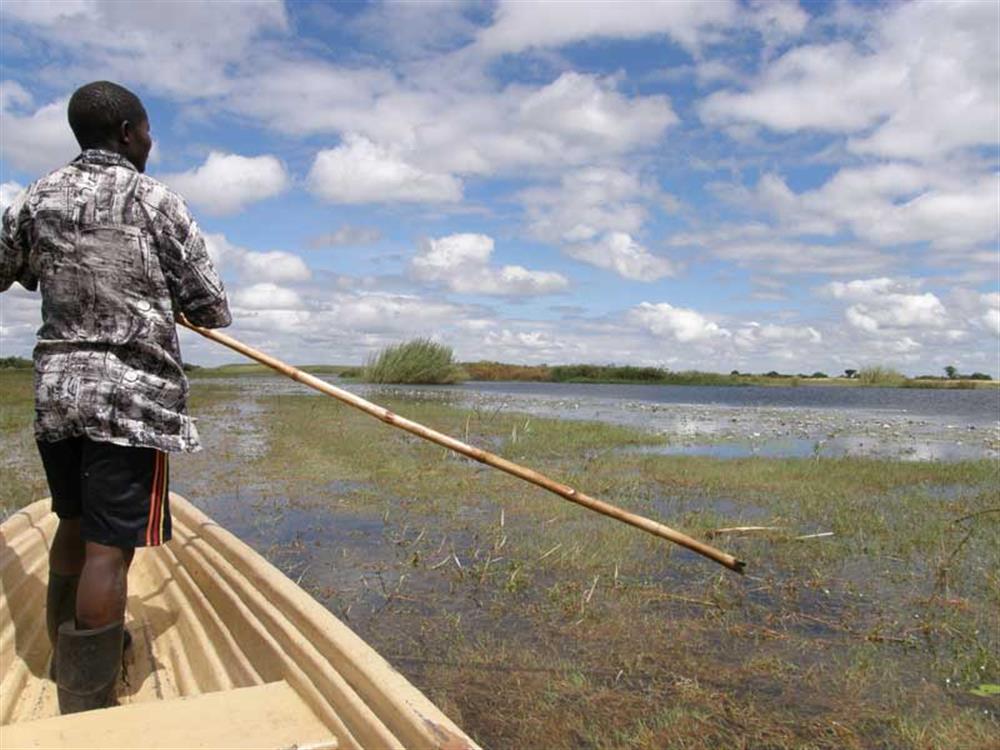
xmin=857 ymin=365 xmax=906 ymax=386
xmin=363 ymin=338 xmax=465 ymax=384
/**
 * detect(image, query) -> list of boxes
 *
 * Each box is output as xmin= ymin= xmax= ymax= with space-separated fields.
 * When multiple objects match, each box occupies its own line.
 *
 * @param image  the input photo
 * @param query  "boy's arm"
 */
xmin=158 ymin=197 xmax=232 ymax=329
xmin=0 ymin=192 xmax=39 ymax=293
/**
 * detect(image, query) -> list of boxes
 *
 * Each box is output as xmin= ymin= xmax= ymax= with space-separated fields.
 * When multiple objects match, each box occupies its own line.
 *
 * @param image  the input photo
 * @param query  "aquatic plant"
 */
xmin=857 ymin=365 xmax=906 ymax=386
xmin=363 ymin=338 xmax=464 ymax=384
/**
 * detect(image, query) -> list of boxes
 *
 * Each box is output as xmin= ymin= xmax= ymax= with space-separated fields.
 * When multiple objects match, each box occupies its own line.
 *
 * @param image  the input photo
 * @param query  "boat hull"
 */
xmin=1 ymin=494 xmax=478 ymax=749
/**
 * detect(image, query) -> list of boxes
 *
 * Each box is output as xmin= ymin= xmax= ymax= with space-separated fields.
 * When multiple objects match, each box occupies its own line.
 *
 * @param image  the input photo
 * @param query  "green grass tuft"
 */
xmin=364 ymin=338 xmax=465 ymax=384
xmin=857 ymin=365 xmax=906 ymax=386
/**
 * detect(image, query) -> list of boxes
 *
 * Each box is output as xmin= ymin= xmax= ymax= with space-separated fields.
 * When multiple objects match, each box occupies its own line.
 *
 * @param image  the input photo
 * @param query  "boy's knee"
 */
xmin=77 ymin=544 xmax=132 ymax=629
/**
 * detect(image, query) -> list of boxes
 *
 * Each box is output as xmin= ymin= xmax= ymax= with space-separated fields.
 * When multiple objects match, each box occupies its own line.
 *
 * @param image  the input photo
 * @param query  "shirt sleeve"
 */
xmin=0 ymin=190 xmax=39 ymax=293
xmin=157 ymin=195 xmax=232 ymax=329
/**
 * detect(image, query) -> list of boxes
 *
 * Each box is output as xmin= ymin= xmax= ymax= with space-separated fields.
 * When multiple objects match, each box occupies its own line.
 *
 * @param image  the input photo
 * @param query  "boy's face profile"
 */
xmin=67 ymin=82 xmax=154 ymax=170
xmin=123 ymin=117 xmax=152 ymax=173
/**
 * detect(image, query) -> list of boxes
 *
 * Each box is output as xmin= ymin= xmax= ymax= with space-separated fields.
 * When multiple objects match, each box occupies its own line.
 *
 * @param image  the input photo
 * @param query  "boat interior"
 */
xmin=1 ymin=495 xmax=477 ymax=750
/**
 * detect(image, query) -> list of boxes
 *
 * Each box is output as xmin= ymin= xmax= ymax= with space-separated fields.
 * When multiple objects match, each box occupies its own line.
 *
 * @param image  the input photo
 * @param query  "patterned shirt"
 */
xmin=0 ymin=149 xmax=231 ymax=452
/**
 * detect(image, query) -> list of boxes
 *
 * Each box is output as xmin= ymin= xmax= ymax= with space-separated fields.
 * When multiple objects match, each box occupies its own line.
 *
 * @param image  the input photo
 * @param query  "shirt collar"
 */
xmin=73 ymin=149 xmax=137 ymax=172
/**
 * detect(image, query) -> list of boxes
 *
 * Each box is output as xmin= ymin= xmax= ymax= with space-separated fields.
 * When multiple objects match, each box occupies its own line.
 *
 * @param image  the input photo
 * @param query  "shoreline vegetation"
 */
xmin=6 ymin=353 xmax=995 ymax=388
xmin=178 ymin=360 xmax=996 ymax=389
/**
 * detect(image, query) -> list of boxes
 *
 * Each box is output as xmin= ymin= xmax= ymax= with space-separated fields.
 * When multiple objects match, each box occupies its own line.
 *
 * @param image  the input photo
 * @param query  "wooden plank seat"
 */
xmin=0 ymin=680 xmax=338 ymax=750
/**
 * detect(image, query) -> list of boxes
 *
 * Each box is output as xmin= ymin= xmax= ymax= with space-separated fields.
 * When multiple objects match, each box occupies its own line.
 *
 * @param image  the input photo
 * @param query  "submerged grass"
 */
xmin=3 ymin=370 xmax=997 ymax=748
xmin=181 ymin=382 xmax=1000 ymax=749
xmin=0 ymin=371 xmax=47 ymax=518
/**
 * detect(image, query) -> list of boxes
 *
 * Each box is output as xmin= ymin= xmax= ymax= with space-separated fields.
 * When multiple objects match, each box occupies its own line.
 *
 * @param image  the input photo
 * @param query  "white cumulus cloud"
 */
xmin=630 ymin=301 xmax=730 ymax=343
xmin=233 ymin=283 xmax=303 ymax=311
xmin=203 ymin=233 xmax=311 ymax=284
xmin=476 ymin=0 xmax=738 ymax=54
xmin=980 ymin=293 xmax=1000 ymax=336
xmin=308 ymin=134 xmax=462 ymax=204
xmin=733 ymin=166 xmax=999 ymax=252
xmin=159 ymin=152 xmax=289 ymax=215
xmin=827 ymin=278 xmax=949 ymax=333
xmin=1 ymin=181 xmax=25 ymax=215
xmin=566 ymin=233 xmax=677 ymax=282
xmin=1 ymin=1 xmax=288 ymax=99
xmin=519 ymin=168 xmax=677 ymax=282
xmin=411 ymin=233 xmax=568 ymax=296
xmin=520 ymin=167 xmax=649 ymax=244
xmin=700 ymin=1 xmax=999 ymax=161
xmin=0 ymin=83 xmax=78 ymax=175
xmin=238 ymin=250 xmax=311 ymax=284
xmin=516 ymin=72 xmax=678 ymax=150
xmin=733 ymin=322 xmax=821 ymax=351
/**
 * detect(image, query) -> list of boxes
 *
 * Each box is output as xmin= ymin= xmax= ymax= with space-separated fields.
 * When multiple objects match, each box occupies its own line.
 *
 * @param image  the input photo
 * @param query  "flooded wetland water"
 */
xmin=1 ymin=371 xmax=998 ymax=748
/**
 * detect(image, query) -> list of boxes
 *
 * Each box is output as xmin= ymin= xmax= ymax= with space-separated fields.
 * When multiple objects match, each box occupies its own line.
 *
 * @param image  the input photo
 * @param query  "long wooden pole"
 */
xmin=179 ymin=320 xmax=746 ymax=573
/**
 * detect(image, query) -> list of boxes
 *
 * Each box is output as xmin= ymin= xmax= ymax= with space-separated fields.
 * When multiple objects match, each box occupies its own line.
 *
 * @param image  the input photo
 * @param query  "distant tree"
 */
xmin=844 ymin=369 xmax=857 ymax=379
xmin=730 ymin=370 xmax=740 ymax=376
xmin=765 ymin=370 xmax=781 ymax=378
xmin=811 ymin=372 xmax=828 ymax=378
xmin=944 ymin=365 xmax=958 ymax=379
xmin=968 ymin=372 xmax=993 ymax=381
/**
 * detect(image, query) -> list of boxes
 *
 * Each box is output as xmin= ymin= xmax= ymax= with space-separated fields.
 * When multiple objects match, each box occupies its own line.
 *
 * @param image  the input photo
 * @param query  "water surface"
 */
xmin=193 ymin=375 xmax=1000 ymax=461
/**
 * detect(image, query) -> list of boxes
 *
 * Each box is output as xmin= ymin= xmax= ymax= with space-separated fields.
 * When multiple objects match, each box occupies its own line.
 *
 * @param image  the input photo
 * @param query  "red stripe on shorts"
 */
xmin=146 ymin=452 xmax=163 ymax=546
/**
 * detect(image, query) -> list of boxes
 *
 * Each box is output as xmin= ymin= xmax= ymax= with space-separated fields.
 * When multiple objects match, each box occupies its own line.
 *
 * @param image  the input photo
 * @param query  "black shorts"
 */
xmin=36 ymin=436 xmax=171 ymax=548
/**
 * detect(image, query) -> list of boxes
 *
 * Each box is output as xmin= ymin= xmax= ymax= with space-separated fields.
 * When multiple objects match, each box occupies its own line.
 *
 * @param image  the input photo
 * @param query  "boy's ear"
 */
xmin=119 ymin=120 xmax=132 ymax=144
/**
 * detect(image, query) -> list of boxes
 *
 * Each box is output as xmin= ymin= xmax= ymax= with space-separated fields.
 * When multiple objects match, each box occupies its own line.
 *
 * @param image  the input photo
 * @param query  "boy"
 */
xmin=0 ymin=81 xmax=231 ymax=713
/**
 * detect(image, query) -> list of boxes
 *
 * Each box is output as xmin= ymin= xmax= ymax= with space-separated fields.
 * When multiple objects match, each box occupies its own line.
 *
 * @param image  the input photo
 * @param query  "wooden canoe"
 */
xmin=0 ymin=494 xmax=480 ymax=750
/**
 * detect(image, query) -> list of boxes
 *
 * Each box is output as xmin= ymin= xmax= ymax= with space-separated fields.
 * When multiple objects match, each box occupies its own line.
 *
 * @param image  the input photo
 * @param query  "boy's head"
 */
xmin=68 ymin=81 xmax=152 ymax=173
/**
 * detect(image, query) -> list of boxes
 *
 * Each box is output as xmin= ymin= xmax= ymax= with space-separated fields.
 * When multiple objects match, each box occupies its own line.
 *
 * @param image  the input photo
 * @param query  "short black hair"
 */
xmin=67 ymin=81 xmax=147 ymax=148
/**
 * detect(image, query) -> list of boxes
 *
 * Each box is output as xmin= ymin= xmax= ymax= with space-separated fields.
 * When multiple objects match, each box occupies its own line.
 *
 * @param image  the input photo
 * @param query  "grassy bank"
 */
xmin=0 ymin=371 xmax=47 ymax=515
xmin=187 ymin=362 xmax=350 ymax=378
xmin=184 ymin=359 xmax=997 ymax=389
xmin=3 ymin=371 xmax=997 ymax=748
xmin=458 ymin=362 xmax=998 ymax=389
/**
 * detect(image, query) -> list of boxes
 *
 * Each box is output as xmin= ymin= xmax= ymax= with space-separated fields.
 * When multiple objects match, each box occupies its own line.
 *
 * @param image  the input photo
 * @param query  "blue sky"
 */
xmin=1 ymin=0 xmax=998 ymax=375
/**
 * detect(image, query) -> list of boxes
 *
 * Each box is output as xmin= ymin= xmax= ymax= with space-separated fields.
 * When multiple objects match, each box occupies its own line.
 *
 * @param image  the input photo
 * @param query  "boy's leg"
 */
xmin=76 ymin=542 xmax=133 ymax=628
xmin=47 ymin=521 xmax=85 ymax=676
xmin=56 ymin=439 xmax=169 ymax=713
xmin=37 ymin=438 xmax=86 ymax=659
xmin=50 ymin=519 xmax=85 ymax=576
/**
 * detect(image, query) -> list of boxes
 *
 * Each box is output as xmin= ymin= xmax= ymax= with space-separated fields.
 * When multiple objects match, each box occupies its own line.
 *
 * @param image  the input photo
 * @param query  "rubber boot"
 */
xmin=46 ymin=572 xmax=79 ymax=679
xmin=56 ymin=620 xmax=124 ymax=714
